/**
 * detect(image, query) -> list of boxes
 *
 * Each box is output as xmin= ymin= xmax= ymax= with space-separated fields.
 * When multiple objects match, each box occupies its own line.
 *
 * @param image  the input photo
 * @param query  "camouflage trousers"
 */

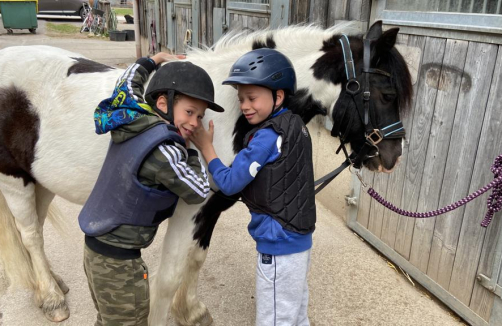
xmin=83 ymin=244 xmax=150 ymax=326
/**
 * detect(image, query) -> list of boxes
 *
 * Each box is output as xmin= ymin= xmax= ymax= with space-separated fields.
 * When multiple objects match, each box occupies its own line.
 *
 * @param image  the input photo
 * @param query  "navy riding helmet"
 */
xmin=222 ymin=48 xmax=297 ymax=95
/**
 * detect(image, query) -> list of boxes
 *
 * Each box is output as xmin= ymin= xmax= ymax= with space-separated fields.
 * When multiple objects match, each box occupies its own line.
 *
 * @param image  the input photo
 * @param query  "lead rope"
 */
xmin=359 ymin=154 xmax=502 ymax=227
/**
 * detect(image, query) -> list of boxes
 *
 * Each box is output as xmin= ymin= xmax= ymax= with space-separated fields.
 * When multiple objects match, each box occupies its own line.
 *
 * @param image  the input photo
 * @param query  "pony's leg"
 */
xmin=170 ymin=193 xmax=240 ymax=326
xmin=149 ymin=205 xmax=201 ymax=326
xmin=0 ymin=175 xmax=69 ymax=322
xmin=35 ymin=184 xmax=69 ymax=295
xmin=171 ymin=245 xmax=212 ymax=326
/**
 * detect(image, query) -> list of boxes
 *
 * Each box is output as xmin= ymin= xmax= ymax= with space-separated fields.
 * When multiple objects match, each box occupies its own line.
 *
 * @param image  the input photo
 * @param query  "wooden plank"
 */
xmin=427 ymin=41 xmax=498 ymax=292
xmin=309 ymin=0 xmax=329 ymax=27
xmin=206 ymin=0 xmax=213 ymax=45
xmin=327 ymin=0 xmax=348 ymax=26
xmin=213 ymin=7 xmax=225 ymax=44
xmin=408 ymin=39 xmax=469 ymax=273
xmin=192 ymin=0 xmax=200 ymax=48
xmin=471 ymin=217 xmax=502 ymax=321
xmin=380 ymin=34 xmax=426 ymax=249
xmin=200 ymin=0 xmax=207 ymax=46
xmin=348 ymin=0 xmax=362 ymax=21
xmin=290 ymin=0 xmax=309 ymax=24
xmin=367 ymin=173 xmax=389 ymax=238
xmin=167 ymin=2 xmax=175 ymax=51
xmin=258 ymin=16 xmax=269 ymax=29
xmin=360 ymin=0 xmax=370 ymax=22
xmin=393 ymin=36 xmax=446 ymax=260
xmin=447 ymin=43 xmax=499 ymax=308
xmin=270 ymin=0 xmax=289 ymax=28
xmin=347 ymin=220 xmax=489 ymax=326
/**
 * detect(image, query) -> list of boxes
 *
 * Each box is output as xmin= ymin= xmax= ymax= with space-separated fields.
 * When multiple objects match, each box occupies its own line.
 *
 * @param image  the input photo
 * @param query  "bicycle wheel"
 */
xmin=80 ymin=15 xmax=90 ymax=33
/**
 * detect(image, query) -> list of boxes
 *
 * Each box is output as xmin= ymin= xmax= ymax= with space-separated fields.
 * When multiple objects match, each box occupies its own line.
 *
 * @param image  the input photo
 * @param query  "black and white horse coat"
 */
xmin=0 ymin=22 xmax=411 ymax=325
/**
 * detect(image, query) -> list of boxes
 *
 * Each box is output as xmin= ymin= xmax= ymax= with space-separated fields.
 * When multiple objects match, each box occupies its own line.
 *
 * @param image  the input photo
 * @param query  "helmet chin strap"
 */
xmin=267 ymin=90 xmax=281 ymax=120
xmin=152 ymin=90 xmax=175 ymax=124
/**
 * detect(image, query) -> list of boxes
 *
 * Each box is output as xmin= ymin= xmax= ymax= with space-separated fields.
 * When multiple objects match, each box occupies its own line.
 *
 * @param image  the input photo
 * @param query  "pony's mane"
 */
xmin=385 ymin=47 xmax=413 ymax=116
xmin=187 ymin=22 xmax=412 ymax=116
xmin=188 ymin=22 xmax=360 ymax=59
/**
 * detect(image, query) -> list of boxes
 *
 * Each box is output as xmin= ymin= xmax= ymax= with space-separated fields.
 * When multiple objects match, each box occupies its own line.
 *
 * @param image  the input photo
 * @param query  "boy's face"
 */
xmin=237 ymin=85 xmax=278 ymax=125
xmin=157 ymin=95 xmax=207 ymax=140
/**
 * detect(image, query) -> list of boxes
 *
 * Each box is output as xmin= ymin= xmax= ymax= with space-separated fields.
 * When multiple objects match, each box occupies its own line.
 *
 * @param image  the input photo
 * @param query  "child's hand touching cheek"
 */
xmin=189 ymin=120 xmax=217 ymax=164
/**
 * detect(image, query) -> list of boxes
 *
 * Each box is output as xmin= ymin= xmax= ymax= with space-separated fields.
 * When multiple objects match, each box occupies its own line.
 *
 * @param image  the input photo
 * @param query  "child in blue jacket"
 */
xmin=190 ymin=48 xmax=316 ymax=326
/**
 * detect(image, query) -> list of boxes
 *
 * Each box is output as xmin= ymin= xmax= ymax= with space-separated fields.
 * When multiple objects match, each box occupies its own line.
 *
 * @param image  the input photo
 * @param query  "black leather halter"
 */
xmin=315 ymin=35 xmax=405 ymax=194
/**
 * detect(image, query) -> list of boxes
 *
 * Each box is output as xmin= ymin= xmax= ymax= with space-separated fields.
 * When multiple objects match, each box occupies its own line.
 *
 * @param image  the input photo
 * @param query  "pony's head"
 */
xmin=310 ymin=21 xmax=412 ymax=172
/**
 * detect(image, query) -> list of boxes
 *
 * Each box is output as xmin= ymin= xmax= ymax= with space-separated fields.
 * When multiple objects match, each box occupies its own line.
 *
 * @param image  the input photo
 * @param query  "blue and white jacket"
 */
xmin=208 ymin=109 xmax=313 ymax=256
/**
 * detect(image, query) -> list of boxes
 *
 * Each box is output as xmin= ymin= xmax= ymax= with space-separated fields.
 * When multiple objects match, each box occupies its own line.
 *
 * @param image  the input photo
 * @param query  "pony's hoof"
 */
xmin=42 ymin=301 xmax=70 ymax=322
xmin=174 ymin=312 xmax=213 ymax=326
xmin=198 ymin=312 xmax=213 ymax=326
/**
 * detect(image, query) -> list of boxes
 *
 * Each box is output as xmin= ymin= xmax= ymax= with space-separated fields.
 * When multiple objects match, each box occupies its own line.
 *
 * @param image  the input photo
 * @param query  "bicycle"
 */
xmin=79 ymin=2 xmax=92 ymax=33
xmin=89 ymin=9 xmax=106 ymax=36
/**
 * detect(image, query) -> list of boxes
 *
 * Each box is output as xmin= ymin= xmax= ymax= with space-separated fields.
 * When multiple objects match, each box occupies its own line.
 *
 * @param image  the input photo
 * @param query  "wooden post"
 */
xmin=133 ymin=0 xmax=142 ymax=58
xmin=98 ymin=1 xmax=111 ymax=31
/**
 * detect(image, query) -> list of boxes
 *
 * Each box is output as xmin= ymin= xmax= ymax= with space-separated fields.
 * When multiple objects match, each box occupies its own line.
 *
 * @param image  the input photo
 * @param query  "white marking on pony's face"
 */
xmin=276 ymin=135 xmax=282 ymax=153
xmin=249 ymin=161 xmax=261 ymax=177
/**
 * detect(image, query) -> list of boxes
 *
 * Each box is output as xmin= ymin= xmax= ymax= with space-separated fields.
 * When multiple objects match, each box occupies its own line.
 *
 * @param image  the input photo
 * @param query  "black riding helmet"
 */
xmin=145 ymin=61 xmax=224 ymax=123
xmin=222 ymin=48 xmax=296 ymax=112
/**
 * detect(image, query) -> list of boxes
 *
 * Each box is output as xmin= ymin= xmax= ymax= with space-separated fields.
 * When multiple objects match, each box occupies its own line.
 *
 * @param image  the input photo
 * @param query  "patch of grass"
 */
xmin=112 ymin=8 xmax=133 ymax=16
xmin=46 ymin=22 xmax=80 ymax=34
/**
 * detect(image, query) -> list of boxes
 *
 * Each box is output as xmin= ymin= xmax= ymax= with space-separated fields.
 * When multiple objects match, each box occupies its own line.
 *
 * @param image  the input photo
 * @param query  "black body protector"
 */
xmin=241 ymin=110 xmax=316 ymax=234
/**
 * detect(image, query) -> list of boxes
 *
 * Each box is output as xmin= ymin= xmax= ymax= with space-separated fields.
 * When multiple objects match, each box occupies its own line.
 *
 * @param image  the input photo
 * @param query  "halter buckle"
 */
xmin=363 ymin=91 xmax=370 ymax=100
xmin=367 ymin=129 xmax=383 ymax=146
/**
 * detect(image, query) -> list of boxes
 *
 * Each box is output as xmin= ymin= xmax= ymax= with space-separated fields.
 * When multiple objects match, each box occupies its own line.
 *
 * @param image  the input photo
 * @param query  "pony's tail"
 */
xmin=0 ymin=190 xmax=36 ymax=291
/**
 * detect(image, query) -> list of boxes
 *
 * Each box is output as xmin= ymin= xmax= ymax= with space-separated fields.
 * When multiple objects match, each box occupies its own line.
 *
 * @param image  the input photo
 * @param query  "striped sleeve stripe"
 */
xmin=174 ymin=146 xmax=209 ymax=185
xmin=158 ymin=145 xmax=209 ymax=198
xmin=119 ymin=63 xmax=134 ymax=81
xmin=115 ymin=63 xmax=140 ymax=101
xmin=165 ymin=145 xmax=210 ymax=191
xmin=125 ymin=64 xmax=140 ymax=102
xmin=168 ymin=146 xmax=210 ymax=191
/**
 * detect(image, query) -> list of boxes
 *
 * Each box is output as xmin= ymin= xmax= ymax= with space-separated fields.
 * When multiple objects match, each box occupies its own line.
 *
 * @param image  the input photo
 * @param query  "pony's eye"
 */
xmin=382 ymin=94 xmax=395 ymax=102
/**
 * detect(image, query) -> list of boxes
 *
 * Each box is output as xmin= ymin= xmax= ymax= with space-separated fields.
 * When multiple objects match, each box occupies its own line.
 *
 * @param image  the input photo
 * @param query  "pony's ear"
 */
xmin=375 ymin=28 xmax=399 ymax=54
xmin=366 ymin=20 xmax=382 ymax=40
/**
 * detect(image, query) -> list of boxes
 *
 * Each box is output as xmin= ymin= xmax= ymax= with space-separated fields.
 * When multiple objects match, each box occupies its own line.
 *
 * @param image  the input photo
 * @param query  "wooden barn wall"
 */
xmin=137 ymin=0 xmax=370 ymax=56
xmin=354 ymin=33 xmax=502 ymax=323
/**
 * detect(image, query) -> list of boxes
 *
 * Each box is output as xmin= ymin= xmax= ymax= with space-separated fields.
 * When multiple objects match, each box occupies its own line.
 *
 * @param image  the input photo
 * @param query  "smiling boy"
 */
xmin=190 ymin=48 xmax=316 ymax=326
xmin=78 ymin=53 xmax=224 ymax=326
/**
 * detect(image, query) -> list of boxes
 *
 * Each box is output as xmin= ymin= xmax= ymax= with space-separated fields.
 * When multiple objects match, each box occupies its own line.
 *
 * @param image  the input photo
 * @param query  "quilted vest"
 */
xmin=79 ymin=123 xmax=184 ymax=236
xmin=241 ymin=110 xmax=316 ymax=234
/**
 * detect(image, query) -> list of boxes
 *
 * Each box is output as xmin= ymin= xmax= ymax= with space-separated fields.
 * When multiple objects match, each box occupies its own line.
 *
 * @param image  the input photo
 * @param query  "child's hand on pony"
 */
xmin=150 ymin=52 xmax=186 ymax=65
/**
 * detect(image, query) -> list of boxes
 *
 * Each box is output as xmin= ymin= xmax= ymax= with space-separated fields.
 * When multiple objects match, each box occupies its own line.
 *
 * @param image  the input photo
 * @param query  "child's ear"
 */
xmin=275 ymin=89 xmax=285 ymax=108
xmin=156 ymin=95 xmax=169 ymax=113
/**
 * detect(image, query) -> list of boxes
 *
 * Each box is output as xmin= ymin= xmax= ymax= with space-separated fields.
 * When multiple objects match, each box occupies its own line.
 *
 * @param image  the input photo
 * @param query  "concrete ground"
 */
xmin=0 ymin=17 xmax=466 ymax=326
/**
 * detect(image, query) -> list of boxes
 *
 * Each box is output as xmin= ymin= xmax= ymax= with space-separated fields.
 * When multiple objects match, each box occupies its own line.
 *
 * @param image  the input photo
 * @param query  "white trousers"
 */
xmin=255 ymin=249 xmax=311 ymax=326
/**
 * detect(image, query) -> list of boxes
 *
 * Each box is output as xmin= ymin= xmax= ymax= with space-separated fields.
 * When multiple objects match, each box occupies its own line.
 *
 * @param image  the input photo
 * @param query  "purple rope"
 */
xmin=367 ymin=154 xmax=502 ymax=228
